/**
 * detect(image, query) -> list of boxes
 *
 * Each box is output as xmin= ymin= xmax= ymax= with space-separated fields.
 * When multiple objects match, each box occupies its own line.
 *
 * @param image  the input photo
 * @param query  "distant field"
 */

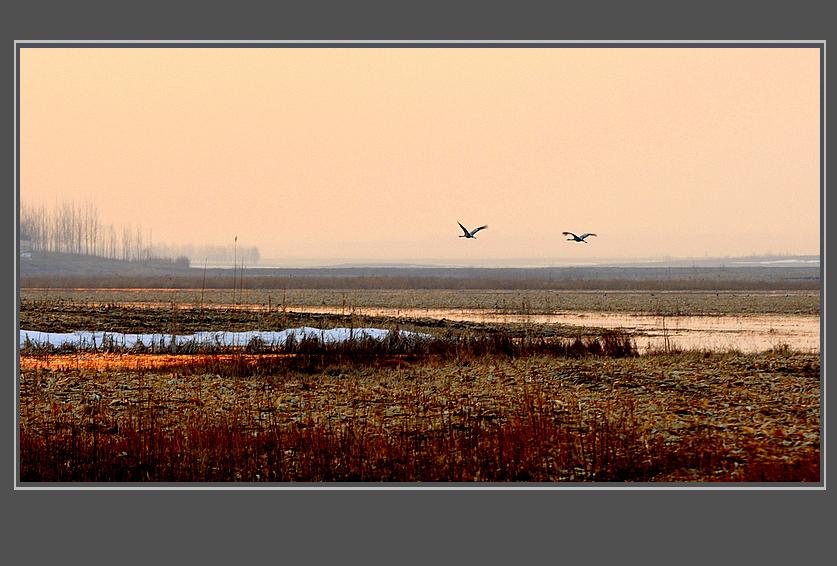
xmin=19 ymin=252 xmax=820 ymax=291
xmin=20 ymin=288 xmax=821 ymax=315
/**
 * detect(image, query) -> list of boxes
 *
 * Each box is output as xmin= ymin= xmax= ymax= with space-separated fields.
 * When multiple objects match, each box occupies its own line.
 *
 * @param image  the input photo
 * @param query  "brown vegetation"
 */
xmin=17 ymin=289 xmax=820 ymax=483
xmin=19 ymin=351 xmax=820 ymax=482
xmin=20 ymin=273 xmax=820 ymax=291
xmin=20 ymin=288 xmax=821 ymax=317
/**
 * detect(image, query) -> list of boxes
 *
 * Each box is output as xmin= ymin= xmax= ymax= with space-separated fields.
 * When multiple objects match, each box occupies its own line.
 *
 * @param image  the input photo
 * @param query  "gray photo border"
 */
xmin=2 ymin=2 xmax=833 ymax=563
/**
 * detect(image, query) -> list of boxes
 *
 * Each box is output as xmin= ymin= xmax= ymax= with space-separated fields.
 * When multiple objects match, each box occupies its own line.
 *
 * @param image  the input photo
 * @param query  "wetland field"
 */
xmin=17 ymin=287 xmax=821 ymax=483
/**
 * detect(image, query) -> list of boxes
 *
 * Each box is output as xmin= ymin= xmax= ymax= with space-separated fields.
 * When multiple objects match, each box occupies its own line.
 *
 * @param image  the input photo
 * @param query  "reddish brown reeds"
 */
xmin=19 ymin=351 xmax=820 ymax=483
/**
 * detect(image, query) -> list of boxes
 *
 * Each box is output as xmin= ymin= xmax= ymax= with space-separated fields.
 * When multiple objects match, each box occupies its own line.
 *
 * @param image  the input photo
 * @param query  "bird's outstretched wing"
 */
xmin=457 ymin=222 xmax=471 ymax=236
xmin=562 ymin=232 xmax=578 ymax=238
xmin=470 ymin=225 xmax=488 ymax=235
xmin=580 ymin=233 xmax=597 ymax=239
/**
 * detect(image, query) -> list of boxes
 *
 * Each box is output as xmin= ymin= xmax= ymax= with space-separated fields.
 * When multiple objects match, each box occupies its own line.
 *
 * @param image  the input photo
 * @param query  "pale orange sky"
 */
xmin=20 ymin=47 xmax=820 ymax=264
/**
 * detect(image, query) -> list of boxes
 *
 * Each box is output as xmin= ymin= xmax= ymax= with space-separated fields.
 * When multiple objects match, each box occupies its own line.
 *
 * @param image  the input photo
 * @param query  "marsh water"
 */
xmin=24 ymin=294 xmax=820 ymax=354
xmin=289 ymin=305 xmax=820 ymax=353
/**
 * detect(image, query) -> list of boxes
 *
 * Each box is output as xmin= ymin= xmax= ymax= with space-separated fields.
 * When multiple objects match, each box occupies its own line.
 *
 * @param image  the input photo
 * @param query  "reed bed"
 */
xmin=19 ymin=392 xmax=732 ymax=482
xmin=22 ymin=323 xmax=636 ymax=357
xmin=19 ymin=351 xmax=820 ymax=483
xmin=21 ymin=329 xmax=638 ymax=377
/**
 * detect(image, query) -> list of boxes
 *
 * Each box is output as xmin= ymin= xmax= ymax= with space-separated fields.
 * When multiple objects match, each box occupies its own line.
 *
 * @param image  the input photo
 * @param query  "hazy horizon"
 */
xmin=195 ymin=252 xmax=822 ymax=269
xmin=20 ymin=47 xmax=820 ymax=263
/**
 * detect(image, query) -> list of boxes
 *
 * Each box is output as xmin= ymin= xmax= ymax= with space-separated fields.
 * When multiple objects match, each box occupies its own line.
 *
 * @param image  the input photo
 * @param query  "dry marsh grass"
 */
xmin=19 ymin=300 xmax=625 ymax=346
xmin=19 ymin=351 xmax=819 ymax=482
xmin=17 ymin=288 xmax=820 ymax=483
xmin=21 ymin=326 xmax=638 ymax=373
xmin=19 ymin=271 xmax=821 ymax=292
xmin=21 ymin=288 xmax=821 ymax=315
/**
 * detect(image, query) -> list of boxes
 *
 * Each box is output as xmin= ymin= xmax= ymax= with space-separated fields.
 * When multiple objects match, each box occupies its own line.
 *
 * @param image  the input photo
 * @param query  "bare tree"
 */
xmin=122 ymin=225 xmax=132 ymax=261
xmin=19 ymin=198 xmax=206 ymax=264
xmin=108 ymin=224 xmax=117 ymax=259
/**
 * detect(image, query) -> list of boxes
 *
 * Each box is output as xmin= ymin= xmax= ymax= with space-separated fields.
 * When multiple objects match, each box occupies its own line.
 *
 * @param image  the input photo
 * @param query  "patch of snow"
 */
xmin=19 ymin=327 xmax=429 ymax=349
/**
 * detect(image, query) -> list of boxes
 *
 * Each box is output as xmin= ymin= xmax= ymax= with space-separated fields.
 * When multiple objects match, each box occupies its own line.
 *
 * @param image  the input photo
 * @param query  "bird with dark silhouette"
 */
xmin=458 ymin=222 xmax=488 ymax=239
xmin=563 ymin=231 xmax=597 ymax=243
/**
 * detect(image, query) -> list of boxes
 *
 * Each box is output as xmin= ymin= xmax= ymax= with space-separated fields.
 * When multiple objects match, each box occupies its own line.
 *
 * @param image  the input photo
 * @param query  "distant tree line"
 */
xmin=19 ymin=200 xmax=258 ymax=267
xmin=20 ymin=200 xmax=161 ymax=261
xmin=150 ymin=243 xmax=260 ymax=265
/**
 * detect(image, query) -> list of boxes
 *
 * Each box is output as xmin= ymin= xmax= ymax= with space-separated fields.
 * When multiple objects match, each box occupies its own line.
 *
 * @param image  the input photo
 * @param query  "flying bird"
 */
xmin=458 ymin=222 xmax=488 ymax=239
xmin=563 ymin=231 xmax=597 ymax=243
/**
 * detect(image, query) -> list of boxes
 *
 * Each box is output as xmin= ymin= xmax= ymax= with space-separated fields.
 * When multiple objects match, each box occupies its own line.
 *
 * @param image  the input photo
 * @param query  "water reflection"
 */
xmin=292 ymin=305 xmax=820 ymax=353
xmin=45 ymin=300 xmax=819 ymax=354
